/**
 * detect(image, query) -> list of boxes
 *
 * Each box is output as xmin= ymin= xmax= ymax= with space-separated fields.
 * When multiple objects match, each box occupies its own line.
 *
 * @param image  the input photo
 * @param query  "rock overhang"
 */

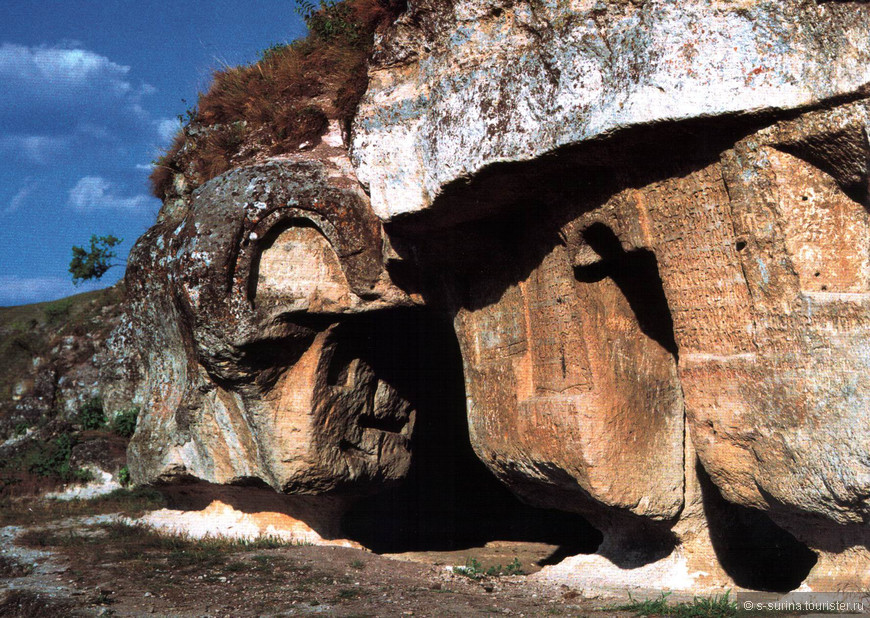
xmin=352 ymin=0 xmax=870 ymax=220
xmin=116 ymin=0 xmax=870 ymax=592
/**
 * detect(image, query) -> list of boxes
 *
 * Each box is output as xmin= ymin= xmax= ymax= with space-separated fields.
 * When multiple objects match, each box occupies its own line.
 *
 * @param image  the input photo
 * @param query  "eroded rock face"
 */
xmin=125 ymin=157 xmax=418 ymax=504
xmin=349 ymin=0 xmax=870 ymax=590
xmin=124 ymin=0 xmax=870 ymax=592
xmin=380 ymin=98 xmax=870 ymax=588
xmin=353 ymin=0 xmax=870 ymax=220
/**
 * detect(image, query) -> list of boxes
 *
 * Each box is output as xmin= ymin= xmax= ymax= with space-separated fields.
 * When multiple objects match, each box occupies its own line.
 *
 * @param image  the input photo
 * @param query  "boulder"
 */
xmin=125 ymin=156 xmax=416 ymax=505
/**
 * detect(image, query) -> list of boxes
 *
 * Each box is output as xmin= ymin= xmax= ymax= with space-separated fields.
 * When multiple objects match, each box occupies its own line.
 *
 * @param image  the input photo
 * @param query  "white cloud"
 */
xmin=0 ymin=43 xmax=134 ymax=94
xmin=0 ymin=43 xmax=156 ymax=137
xmin=155 ymin=117 xmax=181 ymax=143
xmin=0 ymin=274 xmax=103 ymax=306
xmin=6 ymin=178 xmax=38 ymax=214
xmin=67 ymin=176 xmax=155 ymax=212
xmin=0 ymin=134 xmax=70 ymax=164
xmin=76 ymin=123 xmax=111 ymax=140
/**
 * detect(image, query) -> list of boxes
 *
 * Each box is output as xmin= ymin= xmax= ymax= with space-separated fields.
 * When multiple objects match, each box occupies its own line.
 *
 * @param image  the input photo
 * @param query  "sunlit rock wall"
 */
xmin=352 ymin=0 xmax=870 ymax=591
xmin=123 ymin=0 xmax=870 ymax=592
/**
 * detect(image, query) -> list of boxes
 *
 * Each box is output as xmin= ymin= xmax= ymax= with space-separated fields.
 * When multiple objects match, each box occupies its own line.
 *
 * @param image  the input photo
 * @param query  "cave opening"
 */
xmin=337 ymin=309 xmax=602 ymax=561
xmin=697 ymin=460 xmax=817 ymax=592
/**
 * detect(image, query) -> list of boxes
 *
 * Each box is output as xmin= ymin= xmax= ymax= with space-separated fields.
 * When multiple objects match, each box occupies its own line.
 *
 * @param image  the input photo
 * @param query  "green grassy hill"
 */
xmin=0 ymin=285 xmax=124 ymax=406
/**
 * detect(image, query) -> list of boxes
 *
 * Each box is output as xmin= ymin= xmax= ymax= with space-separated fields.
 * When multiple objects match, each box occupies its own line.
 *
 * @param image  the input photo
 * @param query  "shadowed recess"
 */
xmin=697 ymin=461 xmax=817 ymax=592
xmin=340 ymin=309 xmax=602 ymax=555
xmin=575 ymin=223 xmax=678 ymax=358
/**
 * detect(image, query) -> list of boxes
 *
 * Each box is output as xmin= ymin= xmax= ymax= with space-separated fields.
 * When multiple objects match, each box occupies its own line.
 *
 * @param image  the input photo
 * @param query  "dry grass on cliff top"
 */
xmin=150 ymin=0 xmax=405 ymax=200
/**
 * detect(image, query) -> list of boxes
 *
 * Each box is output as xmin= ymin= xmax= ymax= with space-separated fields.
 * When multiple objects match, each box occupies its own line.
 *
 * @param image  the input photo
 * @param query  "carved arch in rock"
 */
xmin=248 ymin=218 xmax=353 ymax=311
xmin=235 ymin=201 xmax=385 ymax=310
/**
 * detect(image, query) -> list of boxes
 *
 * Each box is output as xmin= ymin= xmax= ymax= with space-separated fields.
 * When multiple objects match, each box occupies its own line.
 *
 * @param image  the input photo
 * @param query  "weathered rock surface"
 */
xmin=123 ymin=0 xmax=870 ymax=594
xmin=353 ymin=0 xmax=870 ymax=220
xmin=385 ymin=99 xmax=870 ymax=589
xmin=350 ymin=0 xmax=870 ymax=590
xmin=125 ymin=148 xmax=420 ymax=504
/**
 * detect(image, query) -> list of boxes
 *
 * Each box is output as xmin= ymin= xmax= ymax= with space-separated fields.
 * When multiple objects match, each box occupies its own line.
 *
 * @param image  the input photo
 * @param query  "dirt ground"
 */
xmin=0 ymin=491 xmax=635 ymax=618
xmin=4 ymin=490 xmax=834 ymax=618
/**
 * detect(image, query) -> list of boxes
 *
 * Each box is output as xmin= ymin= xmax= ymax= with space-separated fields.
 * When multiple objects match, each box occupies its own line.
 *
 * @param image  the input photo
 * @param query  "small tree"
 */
xmin=69 ymin=235 xmax=122 ymax=285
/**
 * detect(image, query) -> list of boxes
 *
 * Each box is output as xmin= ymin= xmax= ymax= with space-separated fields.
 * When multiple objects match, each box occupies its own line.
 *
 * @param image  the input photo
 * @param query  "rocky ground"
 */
xmin=0 ymin=488 xmax=832 ymax=618
xmin=0 ymin=491 xmax=606 ymax=617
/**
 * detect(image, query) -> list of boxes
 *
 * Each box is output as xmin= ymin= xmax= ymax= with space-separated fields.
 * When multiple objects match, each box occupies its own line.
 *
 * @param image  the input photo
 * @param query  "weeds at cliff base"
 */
xmin=111 ymin=406 xmax=139 ymax=439
xmin=77 ymin=397 xmax=106 ymax=430
xmin=0 ymin=486 xmax=165 ymax=526
xmin=21 ymin=520 xmax=302 ymax=566
xmin=617 ymin=591 xmax=738 ymax=617
xmin=453 ymin=557 xmax=525 ymax=580
xmin=23 ymin=431 xmax=92 ymax=482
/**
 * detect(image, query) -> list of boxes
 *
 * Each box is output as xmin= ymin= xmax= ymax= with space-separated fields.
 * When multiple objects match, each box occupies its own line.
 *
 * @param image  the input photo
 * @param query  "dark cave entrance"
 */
xmin=697 ymin=461 xmax=817 ymax=592
xmin=336 ymin=309 xmax=602 ymax=560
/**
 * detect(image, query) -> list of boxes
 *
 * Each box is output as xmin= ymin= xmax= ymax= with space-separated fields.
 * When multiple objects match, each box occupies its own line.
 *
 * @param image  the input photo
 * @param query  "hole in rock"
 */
xmin=340 ymin=310 xmax=602 ymax=560
xmin=357 ymin=412 xmax=408 ymax=434
xmin=697 ymin=461 xmax=817 ymax=592
xmin=326 ymin=346 xmax=355 ymax=386
xmin=574 ymin=223 xmax=678 ymax=358
xmin=735 ymin=240 xmax=747 ymax=252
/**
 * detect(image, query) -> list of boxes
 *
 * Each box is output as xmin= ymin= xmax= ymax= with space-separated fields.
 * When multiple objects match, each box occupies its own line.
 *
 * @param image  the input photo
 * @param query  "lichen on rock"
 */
xmin=118 ymin=0 xmax=870 ymax=593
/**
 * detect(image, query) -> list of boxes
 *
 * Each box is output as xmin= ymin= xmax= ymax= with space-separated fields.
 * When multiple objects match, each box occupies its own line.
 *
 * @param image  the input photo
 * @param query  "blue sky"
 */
xmin=1 ymin=1 xmax=307 ymax=306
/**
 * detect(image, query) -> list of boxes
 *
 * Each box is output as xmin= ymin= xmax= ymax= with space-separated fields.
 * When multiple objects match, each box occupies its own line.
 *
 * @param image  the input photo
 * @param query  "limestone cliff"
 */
xmin=123 ymin=0 xmax=870 ymax=593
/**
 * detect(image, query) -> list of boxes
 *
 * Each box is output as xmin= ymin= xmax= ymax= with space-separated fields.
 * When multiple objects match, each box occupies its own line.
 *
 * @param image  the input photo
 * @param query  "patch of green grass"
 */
xmin=453 ymin=557 xmax=485 ymax=580
xmin=0 ymin=486 xmax=166 ymax=526
xmin=488 ymin=557 xmax=524 ymax=577
xmin=77 ymin=397 xmax=106 ymax=430
xmin=23 ymin=432 xmax=92 ymax=482
xmin=111 ymin=406 xmax=139 ymax=438
xmin=453 ymin=557 xmax=525 ymax=579
xmin=118 ymin=465 xmax=131 ymax=487
xmin=43 ymin=297 xmax=73 ymax=324
xmin=617 ymin=591 xmax=738 ymax=617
